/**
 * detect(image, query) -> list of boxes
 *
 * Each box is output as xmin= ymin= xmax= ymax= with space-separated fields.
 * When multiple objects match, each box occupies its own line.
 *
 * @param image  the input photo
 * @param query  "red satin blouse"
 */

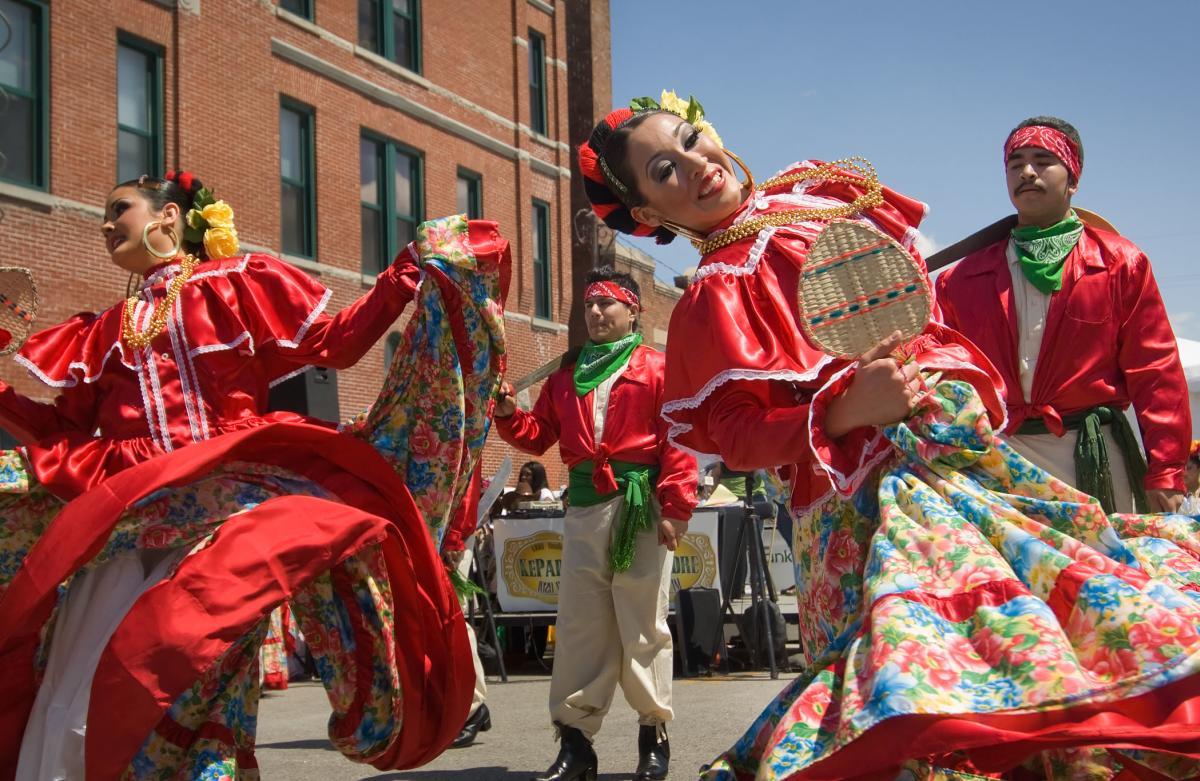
xmin=0 ymin=251 xmax=419 ymax=498
xmin=493 ymin=345 xmax=698 ymax=521
xmin=661 ymin=161 xmax=1006 ymax=514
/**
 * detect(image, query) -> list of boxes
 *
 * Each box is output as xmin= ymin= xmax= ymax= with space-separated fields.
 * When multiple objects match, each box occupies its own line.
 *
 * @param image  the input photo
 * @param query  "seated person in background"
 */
xmin=500 ymin=460 xmax=555 ymax=512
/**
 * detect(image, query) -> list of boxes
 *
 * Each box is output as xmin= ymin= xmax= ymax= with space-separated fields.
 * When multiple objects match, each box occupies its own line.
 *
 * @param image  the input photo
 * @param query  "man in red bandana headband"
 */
xmin=937 ymin=115 xmax=1190 ymax=513
xmin=493 ymin=266 xmax=696 ymax=781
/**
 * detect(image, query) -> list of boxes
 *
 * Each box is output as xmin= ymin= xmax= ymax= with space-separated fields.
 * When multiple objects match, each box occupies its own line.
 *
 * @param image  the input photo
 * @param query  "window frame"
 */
xmin=358 ymin=0 xmax=422 ymax=74
xmin=531 ymin=198 xmax=552 ymax=319
xmin=456 ymin=166 xmax=483 ymax=220
xmin=359 ymin=131 xmax=424 ymax=277
xmin=0 ymin=0 xmax=49 ymax=189
xmin=279 ymin=97 xmax=317 ymax=259
xmin=115 ymin=32 xmax=164 ymax=184
xmin=278 ymin=0 xmax=313 ymax=20
xmin=527 ymin=28 xmax=548 ymax=136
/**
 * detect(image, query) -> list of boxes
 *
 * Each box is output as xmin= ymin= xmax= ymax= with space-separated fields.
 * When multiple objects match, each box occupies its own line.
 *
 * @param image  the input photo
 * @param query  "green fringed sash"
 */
xmin=1016 ymin=405 xmax=1149 ymax=514
xmin=569 ymin=460 xmax=660 ymax=572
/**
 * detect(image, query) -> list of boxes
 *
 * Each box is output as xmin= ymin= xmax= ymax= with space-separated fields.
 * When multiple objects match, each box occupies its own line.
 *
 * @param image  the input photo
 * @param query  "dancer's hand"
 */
xmin=1146 ymin=489 xmax=1184 ymax=514
xmin=825 ymin=331 xmax=920 ymax=438
xmin=442 ymin=549 xmax=465 ymax=568
xmin=495 ymin=381 xmax=517 ymax=418
xmin=658 ymin=517 xmax=688 ymax=550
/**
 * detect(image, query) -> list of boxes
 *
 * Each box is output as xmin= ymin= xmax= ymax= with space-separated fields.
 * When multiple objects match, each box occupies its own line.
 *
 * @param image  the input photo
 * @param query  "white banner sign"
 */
xmin=494 ymin=509 xmax=721 ymax=613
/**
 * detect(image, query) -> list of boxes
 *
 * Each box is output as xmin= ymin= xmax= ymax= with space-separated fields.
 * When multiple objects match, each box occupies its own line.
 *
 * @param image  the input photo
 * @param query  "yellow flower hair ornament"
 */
xmin=183 ymin=188 xmax=240 ymax=259
xmin=630 ymin=90 xmax=723 ymax=148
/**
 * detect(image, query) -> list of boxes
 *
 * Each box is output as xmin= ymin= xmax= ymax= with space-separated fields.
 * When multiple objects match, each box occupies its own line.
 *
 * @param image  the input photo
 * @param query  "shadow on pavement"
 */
xmin=365 ymin=770 xmax=627 ymax=781
xmin=255 ymin=739 xmax=338 ymax=751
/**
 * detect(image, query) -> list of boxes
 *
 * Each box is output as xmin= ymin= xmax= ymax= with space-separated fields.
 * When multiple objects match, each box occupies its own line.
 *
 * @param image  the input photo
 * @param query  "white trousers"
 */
xmin=456 ymin=539 xmax=488 ymax=715
xmin=548 ymin=496 xmax=673 ymax=738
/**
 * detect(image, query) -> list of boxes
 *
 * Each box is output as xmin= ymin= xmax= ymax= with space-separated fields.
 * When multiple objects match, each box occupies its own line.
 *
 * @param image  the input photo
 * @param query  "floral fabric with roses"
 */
xmin=0 ymin=216 xmax=507 ymax=779
xmin=704 ymin=379 xmax=1200 ymax=781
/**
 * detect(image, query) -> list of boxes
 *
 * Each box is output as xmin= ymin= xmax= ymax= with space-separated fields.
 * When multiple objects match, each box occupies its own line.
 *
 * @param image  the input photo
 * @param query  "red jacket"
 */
xmin=493 ymin=345 xmax=697 ymax=521
xmin=936 ymin=226 xmax=1190 ymax=492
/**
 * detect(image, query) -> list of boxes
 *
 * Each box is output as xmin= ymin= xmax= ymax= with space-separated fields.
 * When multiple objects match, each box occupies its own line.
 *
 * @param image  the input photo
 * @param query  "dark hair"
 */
xmin=1009 ymin=116 xmax=1084 ymax=182
xmin=520 ymin=461 xmax=549 ymax=494
xmin=578 ymin=108 xmax=676 ymax=245
xmin=113 ymin=170 xmax=209 ymax=259
xmin=584 ymin=265 xmax=641 ymax=330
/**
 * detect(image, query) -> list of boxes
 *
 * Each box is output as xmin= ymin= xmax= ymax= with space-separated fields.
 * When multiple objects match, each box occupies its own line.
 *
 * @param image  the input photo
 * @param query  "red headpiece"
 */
xmin=584 ymin=280 xmax=640 ymax=309
xmin=1004 ymin=126 xmax=1082 ymax=181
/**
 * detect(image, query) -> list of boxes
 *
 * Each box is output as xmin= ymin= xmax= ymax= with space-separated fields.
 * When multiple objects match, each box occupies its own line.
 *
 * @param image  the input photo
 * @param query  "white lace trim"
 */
xmin=689 ymin=226 xmax=779 ymax=282
xmin=166 ymin=296 xmax=202 ymax=443
xmin=188 ymin=331 xmax=253 ymax=359
xmin=660 ymin=360 xmax=834 ymax=456
xmin=275 ymin=287 xmax=331 ymax=349
xmin=805 ymin=363 xmax=889 ymax=496
xmin=268 ymin=365 xmax=309 ymax=389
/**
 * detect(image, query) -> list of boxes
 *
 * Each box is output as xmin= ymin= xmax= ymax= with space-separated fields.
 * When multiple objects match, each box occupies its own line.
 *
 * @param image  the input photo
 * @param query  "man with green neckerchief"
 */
xmin=494 ymin=266 xmax=697 ymax=781
xmin=937 ymin=116 xmax=1190 ymax=514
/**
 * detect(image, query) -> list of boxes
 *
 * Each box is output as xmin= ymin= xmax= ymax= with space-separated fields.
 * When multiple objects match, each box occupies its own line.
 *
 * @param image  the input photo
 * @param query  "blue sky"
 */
xmin=610 ymin=1 xmax=1200 ymax=340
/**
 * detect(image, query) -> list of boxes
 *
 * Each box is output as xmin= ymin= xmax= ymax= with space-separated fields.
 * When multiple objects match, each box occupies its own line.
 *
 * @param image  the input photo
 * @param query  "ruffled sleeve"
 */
xmin=3 ymin=310 xmax=121 ymax=440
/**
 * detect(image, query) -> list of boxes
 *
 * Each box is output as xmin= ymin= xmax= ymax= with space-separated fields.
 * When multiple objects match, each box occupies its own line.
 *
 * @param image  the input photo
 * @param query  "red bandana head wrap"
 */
xmin=584 ymin=281 xmax=640 ymax=309
xmin=1004 ymin=126 xmax=1082 ymax=181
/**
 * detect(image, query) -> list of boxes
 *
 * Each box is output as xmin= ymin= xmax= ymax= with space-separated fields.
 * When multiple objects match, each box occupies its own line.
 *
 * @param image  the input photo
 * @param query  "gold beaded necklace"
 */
xmin=694 ymin=157 xmax=884 ymax=256
xmin=122 ymin=254 xmax=198 ymax=349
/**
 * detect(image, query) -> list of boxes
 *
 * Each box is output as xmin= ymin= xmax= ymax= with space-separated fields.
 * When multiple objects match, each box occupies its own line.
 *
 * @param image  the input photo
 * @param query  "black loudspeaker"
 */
xmin=674 ymin=586 xmax=722 ymax=677
xmin=267 ymin=366 xmax=340 ymax=423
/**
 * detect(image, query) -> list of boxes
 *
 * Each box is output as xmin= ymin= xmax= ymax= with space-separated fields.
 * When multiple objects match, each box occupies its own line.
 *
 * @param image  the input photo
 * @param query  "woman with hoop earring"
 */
xmin=0 ymin=171 xmax=510 ymax=778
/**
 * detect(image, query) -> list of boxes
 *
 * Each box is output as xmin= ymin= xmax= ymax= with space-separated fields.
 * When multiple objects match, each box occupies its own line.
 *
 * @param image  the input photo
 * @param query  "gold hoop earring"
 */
xmin=723 ymin=149 xmax=756 ymax=193
xmin=142 ymin=220 xmax=181 ymax=260
xmin=661 ymin=221 xmax=708 ymax=243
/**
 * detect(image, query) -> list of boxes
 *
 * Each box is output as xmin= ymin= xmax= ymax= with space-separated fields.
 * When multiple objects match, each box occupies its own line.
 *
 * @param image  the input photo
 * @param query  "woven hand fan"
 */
xmin=798 ymin=220 xmax=931 ymax=358
xmin=0 ymin=267 xmax=39 ymax=356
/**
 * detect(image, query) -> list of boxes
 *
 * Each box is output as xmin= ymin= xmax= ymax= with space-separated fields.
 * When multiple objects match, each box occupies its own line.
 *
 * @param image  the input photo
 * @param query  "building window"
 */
xmin=280 ymin=99 xmax=316 ymax=258
xmin=116 ymin=35 xmax=163 ymax=182
xmin=456 ymin=168 xmax=482 ymax=219
xmin=0 ymin=0 xmax=48 ymax=188
xmin=360 ymin=134 xmax=423 ymax=276
xmin=278 ymin=0 xmax=312 ymax=19
xmin=532 ymin=199 xmax=551 ymax=319
xmin=528 ymin=29 xmax=548 ymax=135
xmin=358 ymin=0 xmax=421 ymax=73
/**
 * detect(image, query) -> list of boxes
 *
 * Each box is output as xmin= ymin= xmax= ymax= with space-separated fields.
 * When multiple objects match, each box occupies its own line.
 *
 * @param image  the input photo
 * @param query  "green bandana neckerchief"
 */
xmin=573 ymin=332 xmax=642 ymax=396
xmin=1010 ymin=210 xmax=1085 ymax=295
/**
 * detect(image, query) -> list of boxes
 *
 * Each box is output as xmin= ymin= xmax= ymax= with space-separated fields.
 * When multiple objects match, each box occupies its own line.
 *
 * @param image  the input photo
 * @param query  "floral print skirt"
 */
xmin=1 ymin=216 xmax=507 ymax=779
xmin=704 ymin=380 xmax=1200 ymax=781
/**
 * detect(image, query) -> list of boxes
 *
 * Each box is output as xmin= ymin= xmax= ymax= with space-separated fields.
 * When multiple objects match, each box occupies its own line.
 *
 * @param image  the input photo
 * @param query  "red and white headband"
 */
xmin=584 ymin=281 xmax=640 ymax=309
xmin=1004 ymin=125 xmax=1082 ymax=181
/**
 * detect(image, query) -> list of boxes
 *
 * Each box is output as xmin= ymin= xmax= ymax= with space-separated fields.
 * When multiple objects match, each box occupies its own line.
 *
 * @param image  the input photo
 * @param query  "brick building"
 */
xmin=0 ymin=0 xmax=680 ymax=492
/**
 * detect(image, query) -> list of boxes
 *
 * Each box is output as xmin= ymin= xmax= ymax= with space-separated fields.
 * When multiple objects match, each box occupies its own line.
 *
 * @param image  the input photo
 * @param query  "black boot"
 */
xmin=634 ymin=724 xmax=669 ymax=781
xmin=451 ymin=703 xmax=492 ymax=748
xmin=531 ymin=723 xmax=598 ymax=781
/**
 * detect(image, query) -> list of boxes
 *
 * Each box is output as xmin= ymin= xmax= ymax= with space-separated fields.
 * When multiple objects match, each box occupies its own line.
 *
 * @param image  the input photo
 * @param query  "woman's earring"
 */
xmin=661 ymin=220 xmax=708 ymax=243
xmin=723 ymin=149 xmax=756 ymax=193
xmin=141 ymin=220 xmax=182 ymax=260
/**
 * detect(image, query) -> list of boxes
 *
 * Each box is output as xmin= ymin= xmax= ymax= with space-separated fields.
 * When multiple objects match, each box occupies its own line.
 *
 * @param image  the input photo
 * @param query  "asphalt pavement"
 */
xmin=255 ymin=670 xmax=795 ymax=780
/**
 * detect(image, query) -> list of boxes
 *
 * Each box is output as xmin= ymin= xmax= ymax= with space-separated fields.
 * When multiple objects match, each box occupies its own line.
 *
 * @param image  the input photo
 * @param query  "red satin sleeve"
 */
xmin=493 ymin=374 xmax=563 ymax=456
xmin=0 ymin=380 xmax=97 ymax=444
xmin=653 ymin=401 xmax=698 ymax=522
xmin=442 ymin=462 xmax=482 ymax=553
xmin=1116 ymin=250 xmax=1191 ymax=491
xmin=238 ymin=253 xmax=418 ymax=376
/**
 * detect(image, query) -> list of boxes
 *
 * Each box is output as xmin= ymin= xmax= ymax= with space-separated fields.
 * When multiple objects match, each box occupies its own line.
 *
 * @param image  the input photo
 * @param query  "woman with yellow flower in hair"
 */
xmin=0 ymin=171 xmax=512 ymax=778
